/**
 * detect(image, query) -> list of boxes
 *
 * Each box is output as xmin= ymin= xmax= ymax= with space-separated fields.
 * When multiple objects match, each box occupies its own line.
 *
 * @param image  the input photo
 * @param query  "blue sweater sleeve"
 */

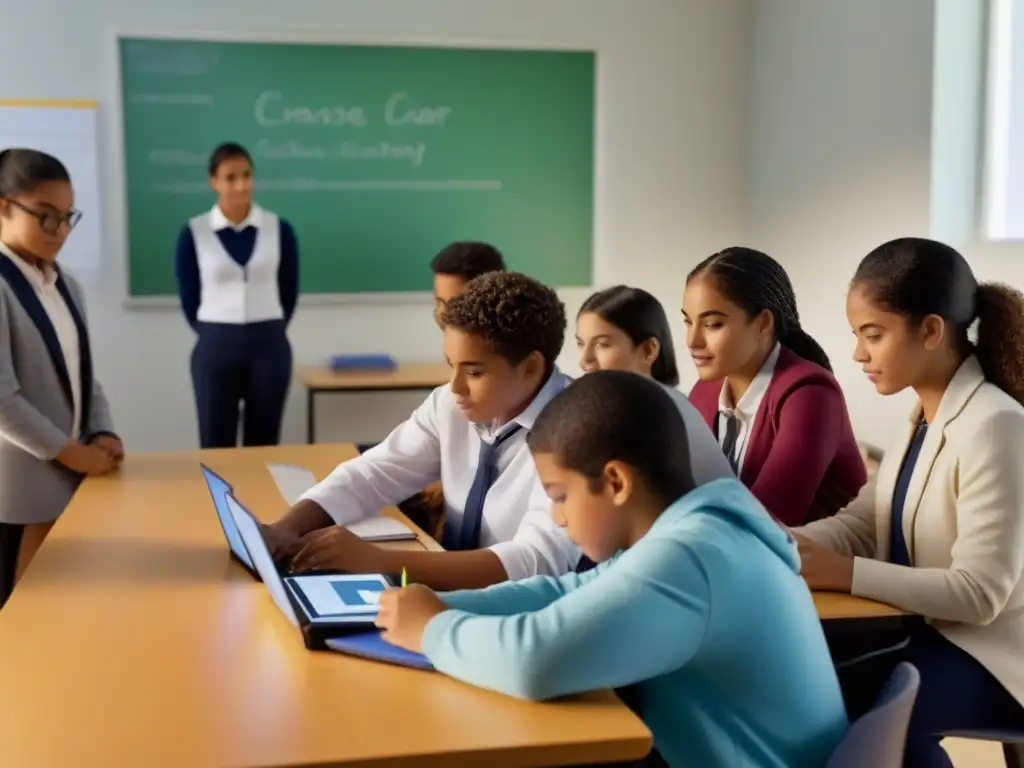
xmin=421 ymin=537 xmax=710 ymax=701
xmin=174 ymin=226 xmax=200 ymax=332
xmin=278 ymin=220 xmax=299 ymax=324
xmin=441 ymin=566 xmax=605 ymax=616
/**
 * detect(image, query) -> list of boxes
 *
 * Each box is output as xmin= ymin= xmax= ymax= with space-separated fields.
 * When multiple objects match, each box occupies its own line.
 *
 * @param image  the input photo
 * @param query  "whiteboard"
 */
xmin=0 ymin=102 xmax=103 ymax=274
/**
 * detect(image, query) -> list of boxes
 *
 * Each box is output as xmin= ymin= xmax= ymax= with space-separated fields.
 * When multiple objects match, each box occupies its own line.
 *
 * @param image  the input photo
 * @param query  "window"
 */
xmin=985 ymin=0 xmax=1024 ymax=239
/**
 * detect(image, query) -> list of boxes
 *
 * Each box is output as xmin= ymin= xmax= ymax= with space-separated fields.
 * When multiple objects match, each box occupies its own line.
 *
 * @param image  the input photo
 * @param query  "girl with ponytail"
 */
xmin=683 ymin=247 xmax=867 ymax=525
xmin=796 ymin=237 xmax=1024 ymax=767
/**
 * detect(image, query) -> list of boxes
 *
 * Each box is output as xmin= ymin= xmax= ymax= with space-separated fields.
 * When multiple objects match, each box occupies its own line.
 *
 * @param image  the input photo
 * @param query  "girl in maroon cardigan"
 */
xmin=682 ymin=247 xmax=866 ymax=525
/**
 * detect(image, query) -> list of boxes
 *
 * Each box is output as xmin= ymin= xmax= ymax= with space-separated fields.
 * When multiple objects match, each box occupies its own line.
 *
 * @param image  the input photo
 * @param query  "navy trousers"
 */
xmin=191 ymin=320 xmax=292 ymax=449
xmin=839 ymin=623 xmax=1024 ymax=768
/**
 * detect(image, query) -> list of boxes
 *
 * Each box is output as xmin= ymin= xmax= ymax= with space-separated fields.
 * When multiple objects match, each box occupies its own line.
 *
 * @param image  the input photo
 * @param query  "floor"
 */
xmin=946 ymin=737 xmax=1004 ymax=766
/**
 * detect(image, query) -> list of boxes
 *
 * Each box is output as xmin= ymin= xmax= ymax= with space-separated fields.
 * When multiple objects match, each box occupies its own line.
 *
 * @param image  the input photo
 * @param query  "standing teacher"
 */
xmin=174 ymin=142 xmax=299 ymax=448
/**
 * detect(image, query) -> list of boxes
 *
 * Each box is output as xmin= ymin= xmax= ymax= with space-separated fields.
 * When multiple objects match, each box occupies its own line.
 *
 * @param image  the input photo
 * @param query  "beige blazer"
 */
xmin=800 ymin=356 xmax=1024 ymax=707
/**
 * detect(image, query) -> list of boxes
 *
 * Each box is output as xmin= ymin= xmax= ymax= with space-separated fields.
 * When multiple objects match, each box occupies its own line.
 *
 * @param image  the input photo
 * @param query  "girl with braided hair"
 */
xmin=683 ymin=247 xmax=866 ymax=525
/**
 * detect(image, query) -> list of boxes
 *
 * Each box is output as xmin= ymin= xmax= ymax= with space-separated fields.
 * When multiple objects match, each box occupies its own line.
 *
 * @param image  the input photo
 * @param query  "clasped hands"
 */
xmin=57 ymin=433 xmax=125 ymax=476
xmin=261 ymin=521 xmax=446 ymax=651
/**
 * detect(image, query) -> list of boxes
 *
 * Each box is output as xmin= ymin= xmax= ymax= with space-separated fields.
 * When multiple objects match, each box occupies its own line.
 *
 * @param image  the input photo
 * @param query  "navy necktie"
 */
xmin=718 ymin=411 xmax=741 ymax=473
xmin=444 ymin=424 xmax=523 ymax=551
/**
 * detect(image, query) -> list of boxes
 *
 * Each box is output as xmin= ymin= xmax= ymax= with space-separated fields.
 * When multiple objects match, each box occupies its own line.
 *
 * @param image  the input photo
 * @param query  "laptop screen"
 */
xmin=225 ymin=494 xmax=300 ymax=627
xmin=200 ymin=465 xmax=255 ymax=571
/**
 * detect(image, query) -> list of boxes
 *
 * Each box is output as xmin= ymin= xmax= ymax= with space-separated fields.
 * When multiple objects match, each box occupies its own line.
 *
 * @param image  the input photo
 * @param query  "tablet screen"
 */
xmin=201 ymin=466 xmax=255 ymax=570
xmin=285 ymin=573 xmax=390 ymax=623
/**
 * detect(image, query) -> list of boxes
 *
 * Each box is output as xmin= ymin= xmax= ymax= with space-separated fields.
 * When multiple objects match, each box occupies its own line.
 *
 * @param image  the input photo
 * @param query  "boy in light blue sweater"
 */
xmin=375 ymin=370 xmax=847 ymax=767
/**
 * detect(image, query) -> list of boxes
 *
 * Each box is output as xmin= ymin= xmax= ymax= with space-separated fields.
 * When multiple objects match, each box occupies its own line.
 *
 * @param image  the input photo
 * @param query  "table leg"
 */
xmin=307 ymin=389 xmax=316 ymax=444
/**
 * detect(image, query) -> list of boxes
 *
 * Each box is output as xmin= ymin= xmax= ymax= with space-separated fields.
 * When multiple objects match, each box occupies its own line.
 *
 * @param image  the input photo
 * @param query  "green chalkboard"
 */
xmin=117 ymin=36 xmax=595 ymax=297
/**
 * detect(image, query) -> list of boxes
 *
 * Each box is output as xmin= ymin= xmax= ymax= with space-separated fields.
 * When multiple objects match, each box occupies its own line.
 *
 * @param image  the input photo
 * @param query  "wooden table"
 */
xmin=0 ymin=444 xmax=652 ymax=768
xmin=297 ymin=363 xmax=451 ymax=444
xmin=814 ymin=592 xmax=903 ymax=621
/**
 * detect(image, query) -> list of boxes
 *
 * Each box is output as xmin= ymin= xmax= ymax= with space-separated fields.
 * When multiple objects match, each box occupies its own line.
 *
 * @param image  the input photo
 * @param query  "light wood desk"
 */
xmin=814 ymin=592 xmax=904 ymax=621
xmin=298 ymin=363 xmax=451 ymax=444
xmin=0 ymin=444 xmax=651 ymax=768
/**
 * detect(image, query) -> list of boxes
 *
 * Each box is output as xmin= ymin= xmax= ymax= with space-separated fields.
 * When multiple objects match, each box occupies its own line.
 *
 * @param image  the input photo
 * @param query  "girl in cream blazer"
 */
xmin=796 ymin=237 xmax=1024 ymax=768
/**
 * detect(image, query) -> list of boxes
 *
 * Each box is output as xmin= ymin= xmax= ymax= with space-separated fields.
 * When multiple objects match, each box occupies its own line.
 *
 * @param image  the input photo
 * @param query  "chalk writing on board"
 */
xmin=253 ymin=91 xmax=453 ymax=130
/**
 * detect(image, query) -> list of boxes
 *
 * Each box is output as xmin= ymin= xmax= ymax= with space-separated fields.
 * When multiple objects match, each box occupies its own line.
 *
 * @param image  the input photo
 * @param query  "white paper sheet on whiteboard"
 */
xmin=0 ymin=103 xmax=102 ymax=274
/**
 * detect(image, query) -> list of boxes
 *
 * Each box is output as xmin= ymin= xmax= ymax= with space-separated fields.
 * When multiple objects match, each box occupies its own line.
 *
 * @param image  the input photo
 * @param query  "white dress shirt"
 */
xmin=0 ymin=242 xmax=81 ymax=437
xmin=301 ymin=368 xmax=580 ymax=580
xmin=716 ymin=342 xmax=780 ymax=472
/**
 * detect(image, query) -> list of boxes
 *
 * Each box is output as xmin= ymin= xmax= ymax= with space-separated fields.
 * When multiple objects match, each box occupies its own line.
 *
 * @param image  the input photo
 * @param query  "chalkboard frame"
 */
xmin=110 ymin=28 xmax=600 ymax=309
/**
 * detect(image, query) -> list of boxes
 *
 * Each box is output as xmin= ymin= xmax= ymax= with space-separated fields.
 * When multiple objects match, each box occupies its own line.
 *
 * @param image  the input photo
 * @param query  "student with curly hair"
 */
xmin=796 ymin=237 xmax=1024 ymax=767
xmin=683 ymin=247 xmax=866 ymax=525
xmin=263 ymin=271 xmax=579 ymax=590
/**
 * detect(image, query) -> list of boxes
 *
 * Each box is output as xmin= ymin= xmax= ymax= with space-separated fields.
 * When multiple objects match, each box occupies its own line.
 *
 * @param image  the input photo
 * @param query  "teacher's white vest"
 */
xmin=190 ymin=208 xmax=284 ymax=324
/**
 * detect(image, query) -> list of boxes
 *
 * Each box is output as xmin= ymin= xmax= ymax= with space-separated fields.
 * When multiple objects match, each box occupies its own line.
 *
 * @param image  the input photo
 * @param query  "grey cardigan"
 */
xmin=0 ymin=255 xmax=116 ymax=524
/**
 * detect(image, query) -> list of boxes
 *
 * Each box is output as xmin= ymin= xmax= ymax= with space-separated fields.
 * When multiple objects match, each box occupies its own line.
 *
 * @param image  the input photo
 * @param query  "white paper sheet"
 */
xmin=266 ymin=462 xmax=416 ymax=541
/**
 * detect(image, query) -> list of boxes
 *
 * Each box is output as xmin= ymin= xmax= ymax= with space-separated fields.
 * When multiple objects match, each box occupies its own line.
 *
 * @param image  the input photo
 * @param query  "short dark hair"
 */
xmin=430 ymin=241 xmax=506 ymax=280
xmin=853 ymin=237 xmax=1024 ymax=404
xmin=579 ymin=286 xmax=680 ymax=387
xmin=528 ymin=370 xmax=696 ymax=503
xmin=208 ymin=142 xmax=253 ymax=177
xmin=688 ymin=247 xmax=833 ymax=372
xmin=441 ymin=271 xmax=566 ymax=375
xmin=0 ymin=148 xmax=71 ymax=198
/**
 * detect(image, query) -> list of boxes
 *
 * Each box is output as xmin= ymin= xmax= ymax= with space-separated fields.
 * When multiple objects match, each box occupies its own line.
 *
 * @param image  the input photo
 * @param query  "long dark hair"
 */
xmin=687 ymin=247 xmax=833 ymax=372
xmin=853 ymin=237 xmax=1024 ymax=404
xmin=579 ymin=286 xmax=680 ymax=387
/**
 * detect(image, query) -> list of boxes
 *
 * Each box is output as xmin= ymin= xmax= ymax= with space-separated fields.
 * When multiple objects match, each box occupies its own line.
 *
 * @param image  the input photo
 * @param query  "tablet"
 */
xmin=284 ymin=573 xmax=390 ymax=624
xmin=200 ymin=464 xmax=256 ymax=575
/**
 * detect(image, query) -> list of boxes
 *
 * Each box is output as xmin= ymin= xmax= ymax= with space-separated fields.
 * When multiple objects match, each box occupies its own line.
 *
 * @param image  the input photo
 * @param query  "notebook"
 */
xmin=225 ymin=492 xmax=399 ymax=649
xmin=325 ymin=632 xmax=433 ymax=671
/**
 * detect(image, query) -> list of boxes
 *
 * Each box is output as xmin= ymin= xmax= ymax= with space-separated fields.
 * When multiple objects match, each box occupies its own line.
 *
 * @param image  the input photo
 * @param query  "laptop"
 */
xmin=224 ymin=492 xmax=397 ymax=647
xmin=224 ymin=491 xmax=433 ymax=670
xmin=200 ymin=463 xmax=259 ymax=578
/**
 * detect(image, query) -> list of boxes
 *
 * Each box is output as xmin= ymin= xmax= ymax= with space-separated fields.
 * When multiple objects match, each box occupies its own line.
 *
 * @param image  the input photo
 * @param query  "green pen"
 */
xmin=401 ymin=567 xmax=407 ymax=588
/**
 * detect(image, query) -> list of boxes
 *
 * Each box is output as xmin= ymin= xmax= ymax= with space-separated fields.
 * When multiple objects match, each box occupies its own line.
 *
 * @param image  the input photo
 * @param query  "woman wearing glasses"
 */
xmin=174 ymin=142 xmax=299 ymax=449
xmin=0 ymin=148 xmax=120 ymax=606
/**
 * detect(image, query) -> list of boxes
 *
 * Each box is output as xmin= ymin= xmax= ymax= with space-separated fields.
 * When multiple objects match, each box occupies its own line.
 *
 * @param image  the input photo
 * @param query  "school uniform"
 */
xmin=174 ymin=204 xmax=299 ymax=448
xmin=0 ymin=244 xmax=117 ymax=603
xmin=421 ymin=478 xmax=848 ymax=768
xmin=300 ymin=369 xmax=581 ymax=580
xmin=799 ymin=356 xmax=1024 ymax=762
xmin=689 ymin=344 xmax=866 ymax=526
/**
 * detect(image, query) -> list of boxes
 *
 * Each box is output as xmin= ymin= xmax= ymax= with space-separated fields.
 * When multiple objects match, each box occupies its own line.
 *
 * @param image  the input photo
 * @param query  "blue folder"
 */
xmin=325 ymin=631 xmax=434 ymax=670
xmin=328 ymin=354 xmax=397 ymax=372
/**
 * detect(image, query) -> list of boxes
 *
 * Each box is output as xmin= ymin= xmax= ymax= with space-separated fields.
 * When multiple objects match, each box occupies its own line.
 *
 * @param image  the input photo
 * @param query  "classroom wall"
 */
xmin=0 ymin=0 xmax=750 ymax=450
xmin=747 ymin=0 xmax=936 ymax=449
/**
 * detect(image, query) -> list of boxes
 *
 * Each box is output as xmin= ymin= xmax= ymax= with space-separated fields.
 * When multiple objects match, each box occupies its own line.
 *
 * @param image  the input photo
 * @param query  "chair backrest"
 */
xmin=827 ymin=662 xmax=921 ymax=768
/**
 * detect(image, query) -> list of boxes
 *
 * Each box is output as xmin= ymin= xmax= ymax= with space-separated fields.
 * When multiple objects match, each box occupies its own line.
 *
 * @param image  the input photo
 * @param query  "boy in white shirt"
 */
xmin=262 ymin=271 xmax=579 ymax=589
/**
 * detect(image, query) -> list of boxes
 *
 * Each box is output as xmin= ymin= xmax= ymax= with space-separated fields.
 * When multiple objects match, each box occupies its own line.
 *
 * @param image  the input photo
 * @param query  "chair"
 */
xmin=827 ymin=662 xmax=921 ymax=768
xmin=941 ymin=731 xmax=1024 ymax=768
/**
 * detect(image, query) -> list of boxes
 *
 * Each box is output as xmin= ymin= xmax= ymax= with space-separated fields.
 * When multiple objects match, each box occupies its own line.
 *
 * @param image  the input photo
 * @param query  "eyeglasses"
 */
xmin=5 ymin=199 xmax=82 ymax=235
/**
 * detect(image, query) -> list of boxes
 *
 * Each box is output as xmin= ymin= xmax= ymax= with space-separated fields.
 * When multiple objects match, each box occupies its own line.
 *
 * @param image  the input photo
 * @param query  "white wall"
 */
xmin=0 ymin=0 xmax=749 ymax=450
xmin=747 ymin=0 xmax=936 ymax=448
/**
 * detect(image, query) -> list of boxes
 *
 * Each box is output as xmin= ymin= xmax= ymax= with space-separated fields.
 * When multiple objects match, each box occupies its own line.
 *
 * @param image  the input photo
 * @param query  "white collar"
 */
xmin=719 ymin=342 xmax=780 ymax=418
xmin=478 ymin=366 xmax=567 ymax=437
xmin=210 ymin=203 xmax=262 ymax=232
xmin=0 ymin=240 xmax=57 ymax=288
